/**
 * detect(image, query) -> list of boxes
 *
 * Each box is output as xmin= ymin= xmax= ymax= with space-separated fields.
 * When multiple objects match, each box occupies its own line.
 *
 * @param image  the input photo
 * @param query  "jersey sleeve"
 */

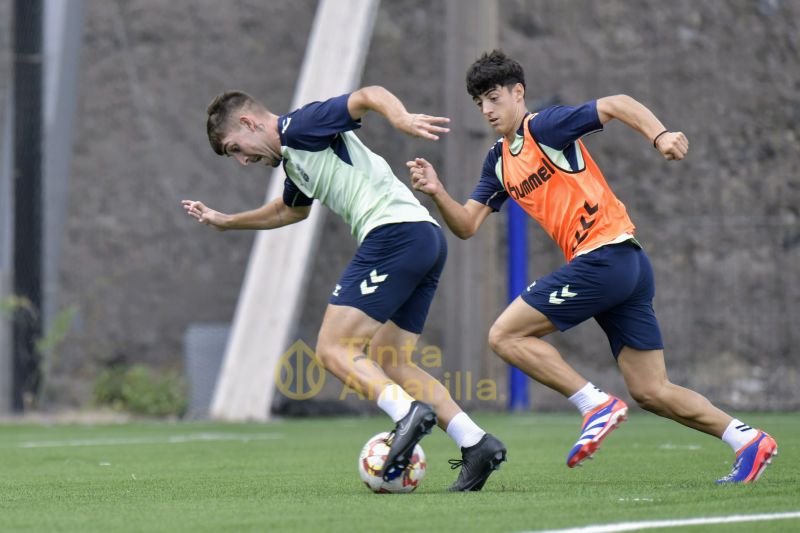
xmin=279 ymin=93 xmax=362 ymax=151
xmin=282 ymin=177 xmax=313 ymax=207
xmin=529 ymin=101 xmax=603 ymax=150
xmin=468 ymin=143 xmax=508 ymax=212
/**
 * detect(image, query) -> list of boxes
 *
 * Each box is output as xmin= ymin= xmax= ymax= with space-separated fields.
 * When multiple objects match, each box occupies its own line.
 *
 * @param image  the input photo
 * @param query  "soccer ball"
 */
xmin=358 ymin=431 xmax=426 ymax=493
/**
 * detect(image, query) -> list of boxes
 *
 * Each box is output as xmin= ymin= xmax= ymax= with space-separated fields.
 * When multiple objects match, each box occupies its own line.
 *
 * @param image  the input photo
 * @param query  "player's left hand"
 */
xmin=399 ymin=113 xmax=451 ymax=141
xmin=656 ymin=131 xmax=689 ymax=161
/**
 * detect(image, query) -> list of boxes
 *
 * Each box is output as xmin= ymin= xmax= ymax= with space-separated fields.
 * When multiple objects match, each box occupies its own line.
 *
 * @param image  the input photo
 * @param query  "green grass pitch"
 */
xmin=0 ymin=412 xmax=797 ymax=532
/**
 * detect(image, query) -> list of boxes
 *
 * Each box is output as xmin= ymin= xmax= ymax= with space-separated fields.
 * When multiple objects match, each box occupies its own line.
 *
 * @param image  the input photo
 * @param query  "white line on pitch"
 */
xmin=523 ymin=511 xmax=800 ymax=533
xmin=17 ymin=432 xmax=284 ymax=448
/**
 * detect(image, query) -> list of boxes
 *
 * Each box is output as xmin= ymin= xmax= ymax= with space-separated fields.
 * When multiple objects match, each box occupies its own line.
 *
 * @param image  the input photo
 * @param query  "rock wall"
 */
xmin=8 ymin=0 xmax=795 ymax=410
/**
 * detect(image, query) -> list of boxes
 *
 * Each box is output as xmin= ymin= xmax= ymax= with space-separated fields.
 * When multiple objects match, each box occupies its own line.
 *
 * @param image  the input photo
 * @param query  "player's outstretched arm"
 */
xmin=181 ymin=197 xmax=310 ymax=231
xmin=596 ymin=94 xmax=689 ymax=161
xmin=347 ymin=86 xmax=450 ymax=141
xmin=406 ymin=157 xmax=492 ymax=240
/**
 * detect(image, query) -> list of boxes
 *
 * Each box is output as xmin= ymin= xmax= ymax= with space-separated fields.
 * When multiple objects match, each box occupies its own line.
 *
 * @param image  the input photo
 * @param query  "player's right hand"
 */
xmin=407 ymin=158 xmax=443 ymax=197
xmin=181 ymin=199 xmax=228 ymax=231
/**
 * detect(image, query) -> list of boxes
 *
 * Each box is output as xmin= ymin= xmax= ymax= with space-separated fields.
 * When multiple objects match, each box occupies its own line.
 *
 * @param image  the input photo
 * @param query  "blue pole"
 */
xmin=507 ymin=201 xmax=530 ymax=411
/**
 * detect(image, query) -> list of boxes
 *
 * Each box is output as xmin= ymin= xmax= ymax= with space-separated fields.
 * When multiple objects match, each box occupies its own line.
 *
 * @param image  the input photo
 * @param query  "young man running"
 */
xmin=182 ymin=86 xmax=506 ymax=490
xmin=407 ymin=50 xmax=776 ymax=484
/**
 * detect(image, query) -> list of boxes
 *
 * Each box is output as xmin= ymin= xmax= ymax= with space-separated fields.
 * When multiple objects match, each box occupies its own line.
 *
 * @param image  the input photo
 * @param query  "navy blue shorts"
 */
xmin=330 ymin=222 xmax=447 ymax=334
xmin=521 ymin=240 xmax=663 ymax=358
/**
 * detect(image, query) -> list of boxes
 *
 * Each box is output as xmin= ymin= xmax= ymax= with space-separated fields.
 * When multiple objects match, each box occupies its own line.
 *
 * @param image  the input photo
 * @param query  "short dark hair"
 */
xmin=206 ymin=90 xmax=259 ymax=155
xmin=465 ymin=49 xmax=526 ymax=98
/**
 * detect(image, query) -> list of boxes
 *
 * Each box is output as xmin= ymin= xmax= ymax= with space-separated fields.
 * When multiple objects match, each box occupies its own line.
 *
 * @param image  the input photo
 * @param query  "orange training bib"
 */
xmin=501 ymin=115 xmax=635 ymax=261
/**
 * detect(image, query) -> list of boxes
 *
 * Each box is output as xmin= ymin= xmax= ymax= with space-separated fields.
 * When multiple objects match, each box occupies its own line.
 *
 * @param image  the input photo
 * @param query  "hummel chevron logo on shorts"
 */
xmin=549 ymin=284 xmax=577 ymax=304
xmin=360 ymin=269 xmax=388 ymax=295
xmin=567 ymin=396 xmax=628 ymax=467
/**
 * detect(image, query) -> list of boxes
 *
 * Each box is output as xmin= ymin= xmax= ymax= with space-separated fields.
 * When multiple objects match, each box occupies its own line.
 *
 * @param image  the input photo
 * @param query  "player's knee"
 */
xmin=314 ymin=345 xmax=335 ymax=371
xmin=488 ymin=323 xmax=514 ymax=360
xmin=314 ymin=342 xmax=347 ymax=376
xmin=489 ymin=322 xmax=518 ymax=364
xmin=628 ymin=385 xmax=667 ymax=414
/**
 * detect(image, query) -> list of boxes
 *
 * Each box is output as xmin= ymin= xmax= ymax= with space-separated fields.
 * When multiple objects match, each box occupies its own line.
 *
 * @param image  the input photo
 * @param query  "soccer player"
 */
xmin=182 ymin=86 xmax=506 ymax=490
xmin=407 ymin=50 xmax=777 ymax=484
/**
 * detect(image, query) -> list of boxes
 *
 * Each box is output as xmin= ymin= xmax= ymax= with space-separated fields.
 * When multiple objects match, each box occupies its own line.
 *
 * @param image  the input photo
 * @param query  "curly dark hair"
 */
xmin=466 ymin=49 xmax=526 ymax=98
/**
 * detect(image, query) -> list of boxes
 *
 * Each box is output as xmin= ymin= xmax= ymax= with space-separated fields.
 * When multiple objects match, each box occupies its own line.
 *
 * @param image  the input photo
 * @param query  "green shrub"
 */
xmin=93 ymin=365 xmax=187 ymax=417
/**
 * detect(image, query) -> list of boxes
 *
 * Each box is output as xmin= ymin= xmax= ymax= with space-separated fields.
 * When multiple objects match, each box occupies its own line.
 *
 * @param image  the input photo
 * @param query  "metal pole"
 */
xmin=0 ymin=95 xmax=13 ymax=413
xmin=12 ymin=0 xmax=43 ymax=411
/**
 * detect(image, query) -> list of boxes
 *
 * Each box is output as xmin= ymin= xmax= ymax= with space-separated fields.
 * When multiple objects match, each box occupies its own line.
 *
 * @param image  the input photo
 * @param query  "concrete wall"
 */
xmin=38 ymin=0 xmax=800 ymax=411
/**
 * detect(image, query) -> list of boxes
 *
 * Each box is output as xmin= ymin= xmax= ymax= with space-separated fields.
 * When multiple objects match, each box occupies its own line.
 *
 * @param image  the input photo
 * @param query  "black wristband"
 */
xmin=652 ymin=129 xmax=669 ymax=149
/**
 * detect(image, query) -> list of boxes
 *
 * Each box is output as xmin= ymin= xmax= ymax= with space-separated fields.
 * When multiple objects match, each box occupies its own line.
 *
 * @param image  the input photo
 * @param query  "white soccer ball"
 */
xmin=358 ymin=431 xmax=426 ymax=493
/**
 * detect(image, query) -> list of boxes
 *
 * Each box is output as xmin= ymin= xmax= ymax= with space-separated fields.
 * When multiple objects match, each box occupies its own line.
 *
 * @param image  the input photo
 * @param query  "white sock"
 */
xmin=446 ymin=412 xmax=486 ymax=449
xmin=722 ymin=419 xmax=759 ymax=453
xmin=376 ymin=384 xmax=414 ymax=422
xmin=568 ymin=382 xmax=610 ymax=416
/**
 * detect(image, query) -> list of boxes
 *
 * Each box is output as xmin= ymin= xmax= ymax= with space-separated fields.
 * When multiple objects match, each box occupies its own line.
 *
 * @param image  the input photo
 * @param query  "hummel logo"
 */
xmin=549 ymin=285 xmax=577 ymax=304
xmin=360 ymin=269 xmax=389 ymax=295
xmin=360 ymin=281 xmax=377 ymax=295
xmin=281 ymin=117 xmax=292 ymax=134
xmin=295 ymin=164 xmax=310 ymax=183
xmin=370 ymin=270 xmax=388 ymax=283
xmin=572 ymin=202 xmax=599 ymax=252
